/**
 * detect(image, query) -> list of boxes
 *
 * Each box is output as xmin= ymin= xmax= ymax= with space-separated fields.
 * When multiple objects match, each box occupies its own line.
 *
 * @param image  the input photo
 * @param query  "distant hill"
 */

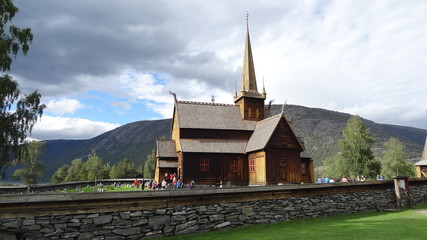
xmin=29 ymin=105 xmax=425 ymax=182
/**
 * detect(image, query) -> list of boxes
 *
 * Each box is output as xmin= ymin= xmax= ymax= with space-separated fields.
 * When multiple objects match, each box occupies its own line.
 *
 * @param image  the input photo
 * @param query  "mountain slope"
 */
xmin=37 ymin=105 xmax=425 ymax=182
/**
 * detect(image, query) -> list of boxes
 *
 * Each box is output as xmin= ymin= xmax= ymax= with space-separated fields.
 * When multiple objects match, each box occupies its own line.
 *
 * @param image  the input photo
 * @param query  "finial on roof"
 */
xmin=281 ymin=100 xmax=287 ymax=114
xmin=246 ymin=12 xmax=249 ymax=28
xmin=261 ymin=77 xmax=266 ymax=99
xmin=169 ymin=91 xmax=177 ymax=103
xmin=211 ymin=95 xmax=215 ymax=103
xmin=233 ymin=81 xmax=238 ymax=99
xmin=268 ymin=99 xmax=274 ymax=111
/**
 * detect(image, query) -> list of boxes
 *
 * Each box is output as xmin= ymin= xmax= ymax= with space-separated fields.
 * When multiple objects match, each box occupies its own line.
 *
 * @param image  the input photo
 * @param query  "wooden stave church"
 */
xmin=155 ymin=22 xmax=314 ymax=186
xmin=415 ymin=135 xmax=427 ymax=178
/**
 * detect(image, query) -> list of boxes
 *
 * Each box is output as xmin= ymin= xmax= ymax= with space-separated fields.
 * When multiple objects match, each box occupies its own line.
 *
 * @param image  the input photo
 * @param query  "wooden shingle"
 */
xmin=180 ymin=139 xmax=248 ymax=154
xmin=176 ymin=101 xmax=256 ymax=131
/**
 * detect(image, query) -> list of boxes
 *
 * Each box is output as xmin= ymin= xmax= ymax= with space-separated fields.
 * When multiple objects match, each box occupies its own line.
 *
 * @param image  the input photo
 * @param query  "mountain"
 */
xmin=32 ymin=105 xmax=425 ymax=182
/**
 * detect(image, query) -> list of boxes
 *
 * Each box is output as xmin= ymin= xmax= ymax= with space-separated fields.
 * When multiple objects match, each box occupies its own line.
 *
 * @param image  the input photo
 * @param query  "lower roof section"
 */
xmin=180 ymin=139 xmax=248 ymax=154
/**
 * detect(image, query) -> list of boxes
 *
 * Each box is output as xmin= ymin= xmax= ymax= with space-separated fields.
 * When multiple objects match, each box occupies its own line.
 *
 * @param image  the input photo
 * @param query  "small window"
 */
xmin=200 ymin=158 xmax=209 ymax=172
xmin=301 ymin=162 xmax=307 ymax=174
xmin=249 ymin=158 xmax=255 ymax=172
xmin=230 ymin=159 xmax=239 ymax=172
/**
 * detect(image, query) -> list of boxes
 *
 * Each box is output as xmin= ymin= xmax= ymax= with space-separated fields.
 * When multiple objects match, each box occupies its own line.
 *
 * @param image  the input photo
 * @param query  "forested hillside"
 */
xmin=33 ymin=105 xmax=425 ymax=182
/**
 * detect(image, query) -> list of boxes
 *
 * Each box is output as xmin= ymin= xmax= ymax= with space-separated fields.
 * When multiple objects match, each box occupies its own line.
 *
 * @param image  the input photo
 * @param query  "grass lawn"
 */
xmin=64 ymin=185 xmax=142 ymax=192
xmin=160 ymin=203 xmax=427 ymax=240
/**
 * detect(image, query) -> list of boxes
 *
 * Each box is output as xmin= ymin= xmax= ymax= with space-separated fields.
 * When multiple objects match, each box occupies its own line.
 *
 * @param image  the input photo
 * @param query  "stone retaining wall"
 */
xmin=1 ymin=182 xmax=427 ymax=240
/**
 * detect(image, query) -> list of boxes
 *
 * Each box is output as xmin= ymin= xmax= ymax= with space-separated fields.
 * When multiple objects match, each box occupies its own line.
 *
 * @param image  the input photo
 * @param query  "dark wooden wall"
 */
xmin=235 ymin=97 xmax=265 ymax=121
xmin=265 ymin=149 xmax=301 ymax=184
xmin=182 ymin=153 xmax=248 ymax=186
xmin=268 ymin=118 xmax=302 ymax=151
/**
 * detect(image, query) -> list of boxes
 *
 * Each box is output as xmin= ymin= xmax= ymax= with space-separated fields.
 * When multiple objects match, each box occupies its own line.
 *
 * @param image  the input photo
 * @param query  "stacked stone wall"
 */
xmin=1 ymin=184 xmax=426 ymax=239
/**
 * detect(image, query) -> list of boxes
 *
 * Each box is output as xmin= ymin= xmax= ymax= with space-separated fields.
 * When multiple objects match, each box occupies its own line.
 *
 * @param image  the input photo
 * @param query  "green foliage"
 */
xmin=102 ymin=162 xmax=111 ymax=179
xmin=64 ymin=159 xmax=84 ymax=182
xmin=11 ymin=141 xmax=45 ymax=184
xmin=143 ymin=149 xmax=155 ymax=179
xmin=50 ymin=165 xmax=70 ymax=184
xmin=382 ymin=138 xmax=415 ymax=179
xmin=109 ymin=157 xmax=137 ymax=179
xmin=85 ymin=150 xmax=104 ymax=180
xmin=1 ymin=0 xmax=45 ymax=179
xmin=323 ymin=155 xmax=347 ymax=179
xmin=325 ymin=116 xmax=381 ymax=179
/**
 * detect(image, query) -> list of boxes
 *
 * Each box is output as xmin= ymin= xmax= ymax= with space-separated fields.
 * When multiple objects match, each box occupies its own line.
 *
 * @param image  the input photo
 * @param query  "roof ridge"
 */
xmin=177 ymin=100 xmax=235 ymax=107
xmin=256 ymin=113 xmax=282 ymax=124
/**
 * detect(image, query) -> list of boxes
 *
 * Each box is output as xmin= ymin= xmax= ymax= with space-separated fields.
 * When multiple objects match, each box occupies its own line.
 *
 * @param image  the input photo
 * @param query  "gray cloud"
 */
xmin=8 ymin=0 xmax=427 ymax=133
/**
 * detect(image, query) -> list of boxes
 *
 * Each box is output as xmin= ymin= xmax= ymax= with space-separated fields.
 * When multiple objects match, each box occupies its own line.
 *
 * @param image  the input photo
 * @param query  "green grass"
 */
xmin=160 ymin=204 xmax=427 ymax=240
xmin=61 ymin=185 xmax=143 ymax=193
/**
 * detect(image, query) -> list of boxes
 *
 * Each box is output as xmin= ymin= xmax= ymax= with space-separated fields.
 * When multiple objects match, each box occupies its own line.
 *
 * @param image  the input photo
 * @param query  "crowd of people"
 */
xmin=132 ymin=172 xmax=195 ymax=191
xmin=317 ymin=175 xmax=385 ymax=183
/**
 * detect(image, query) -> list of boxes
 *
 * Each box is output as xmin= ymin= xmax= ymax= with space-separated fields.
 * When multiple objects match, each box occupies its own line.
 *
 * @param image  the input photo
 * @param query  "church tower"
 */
xmin=234 ymin=17 xmax=266 ymax=121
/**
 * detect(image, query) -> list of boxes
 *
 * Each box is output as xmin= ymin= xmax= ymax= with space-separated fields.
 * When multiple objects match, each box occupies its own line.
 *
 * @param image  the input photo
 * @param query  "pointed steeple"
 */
xmin=240 ymin=15 xmax=262 ymax=97
xmin=234 ymin=14 xmax=266 ymax=121
xmin=421 ymin=135 xmax=427 ymax=161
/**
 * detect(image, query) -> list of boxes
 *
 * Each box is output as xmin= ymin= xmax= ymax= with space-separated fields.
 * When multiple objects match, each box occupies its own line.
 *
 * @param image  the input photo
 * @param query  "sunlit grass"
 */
xmin=160 ymin=204 xmax=427 ymax=240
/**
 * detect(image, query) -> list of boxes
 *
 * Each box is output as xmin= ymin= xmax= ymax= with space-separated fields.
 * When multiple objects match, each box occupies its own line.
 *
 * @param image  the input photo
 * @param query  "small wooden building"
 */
xmin=155 ymin=23 xmax=314 ymax=186
xmin=415 ymin=135 xmax=427 ymax=178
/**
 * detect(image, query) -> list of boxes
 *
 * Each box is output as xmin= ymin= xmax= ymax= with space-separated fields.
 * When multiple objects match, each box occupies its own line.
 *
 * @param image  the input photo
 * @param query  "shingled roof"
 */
xmin=180 ymin=139 xmax=248 ymax=154
xmin=175 ymin=101 xmax=256 ymax=131
xmin=415 ymin=135 xmax=427 ymax=166
xmin=245 ymin=114 xmax=281 ymax=153
xmin=156 ymin=139 xmax=177 ymax=158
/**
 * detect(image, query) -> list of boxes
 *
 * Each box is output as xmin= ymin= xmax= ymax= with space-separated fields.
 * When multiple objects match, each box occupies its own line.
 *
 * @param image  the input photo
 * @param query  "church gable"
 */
xmin=267 ymin=117 xmax=303 ymax=151
xmin=246 ymin=114 xmax=304 ymax=153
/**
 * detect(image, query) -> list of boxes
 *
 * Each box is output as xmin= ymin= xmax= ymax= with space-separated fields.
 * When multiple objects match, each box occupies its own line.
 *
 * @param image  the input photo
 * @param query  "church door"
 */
xmin=279 ymin=152 xmax=288 ymax=183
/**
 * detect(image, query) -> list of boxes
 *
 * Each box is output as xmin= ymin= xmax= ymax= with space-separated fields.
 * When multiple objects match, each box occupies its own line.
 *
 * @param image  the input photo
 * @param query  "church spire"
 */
xmin=240 ymin=14 xmax=261 ymax=96
xmin=234 ymin=14 xmax=266 ymax=121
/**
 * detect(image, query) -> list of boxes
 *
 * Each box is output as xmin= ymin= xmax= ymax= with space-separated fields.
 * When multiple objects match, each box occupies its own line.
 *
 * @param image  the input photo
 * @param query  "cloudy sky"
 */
xmin=8 ymin=0 xmax=427 ymax=140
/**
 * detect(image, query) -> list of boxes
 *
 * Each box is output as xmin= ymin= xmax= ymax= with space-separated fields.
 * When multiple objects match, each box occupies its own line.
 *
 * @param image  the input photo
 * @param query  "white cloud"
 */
xmin=31 ymin=115 xmax=121 ymax=140
xmin=46 ymin=98 xmax=85 ymax=115
xmin=11 ymin=0 xmax=427 ymax=132
xmin=110 ymin=101 xmax=132 ymax=111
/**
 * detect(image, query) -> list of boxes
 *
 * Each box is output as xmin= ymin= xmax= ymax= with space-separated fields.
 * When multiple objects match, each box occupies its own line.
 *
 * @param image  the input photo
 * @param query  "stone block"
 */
xmin=216 ymin=221 xmax=231 ymax=228
xmin=155 ymin=209 xmax=167 ymax=215
xmin=112 ymin=227 xmax=141 ymax=236
xmin=3 ymin=220 xmax=22 ymax=228
xmin=77 ymin=232 xmax=94 ymax=240
xmin=148 ymin=215 xmax=170 ymax=226
xmin=176 ymin=225 xmax=199 ymax=235
xmin=93 ymin=215 xmax=113 ymax=225
xmin=209 ymin=214 xmax=224 ymax=222
xmin=62 ymin=231 xmax=79 ymax=238
xmin=130 ymin=211 xmax=142 ymax=217
xmin=94 ymin=229 xmax=112 ymax=235
xmin=0 ymin=234 xmax=17 ymax=240
xmin=119 ymin=212 xmax=130 ymax=219
xmin=23 ymin=218 xmax=35 ymax=226
xmin=131 ymin=218 xmax=148 ymax=227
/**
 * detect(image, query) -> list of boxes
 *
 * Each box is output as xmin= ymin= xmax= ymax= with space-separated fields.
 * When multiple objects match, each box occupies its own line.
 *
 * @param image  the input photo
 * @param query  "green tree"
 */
xmin=143 ymin=150 xmax=155 ymax=179
xmin=50 ymin=164 xmax=70 ymax=184
xmin=110 ymin=157 xmax=137 ymax=179
xmin=86 ymin=150 xmax=104 ymax=180
xmin=341 ymin=116 xmax=381 ymax=178
xmin=11 ymin=141 xmax=45 ymax=184
xmin=1 ymin=0 xmax=45 ymax=179
xmin=102 ymin=162 xmax=111 ymax=179
xmin=382 ymin=138 xmax=415 ymax=179
xmin=325 ymin=116 xmax=381 ymax=179
xmin=64 ymin=159 xmax=84 ymax=182
xmin=323 ymin=155 xmax=347 ymax=179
